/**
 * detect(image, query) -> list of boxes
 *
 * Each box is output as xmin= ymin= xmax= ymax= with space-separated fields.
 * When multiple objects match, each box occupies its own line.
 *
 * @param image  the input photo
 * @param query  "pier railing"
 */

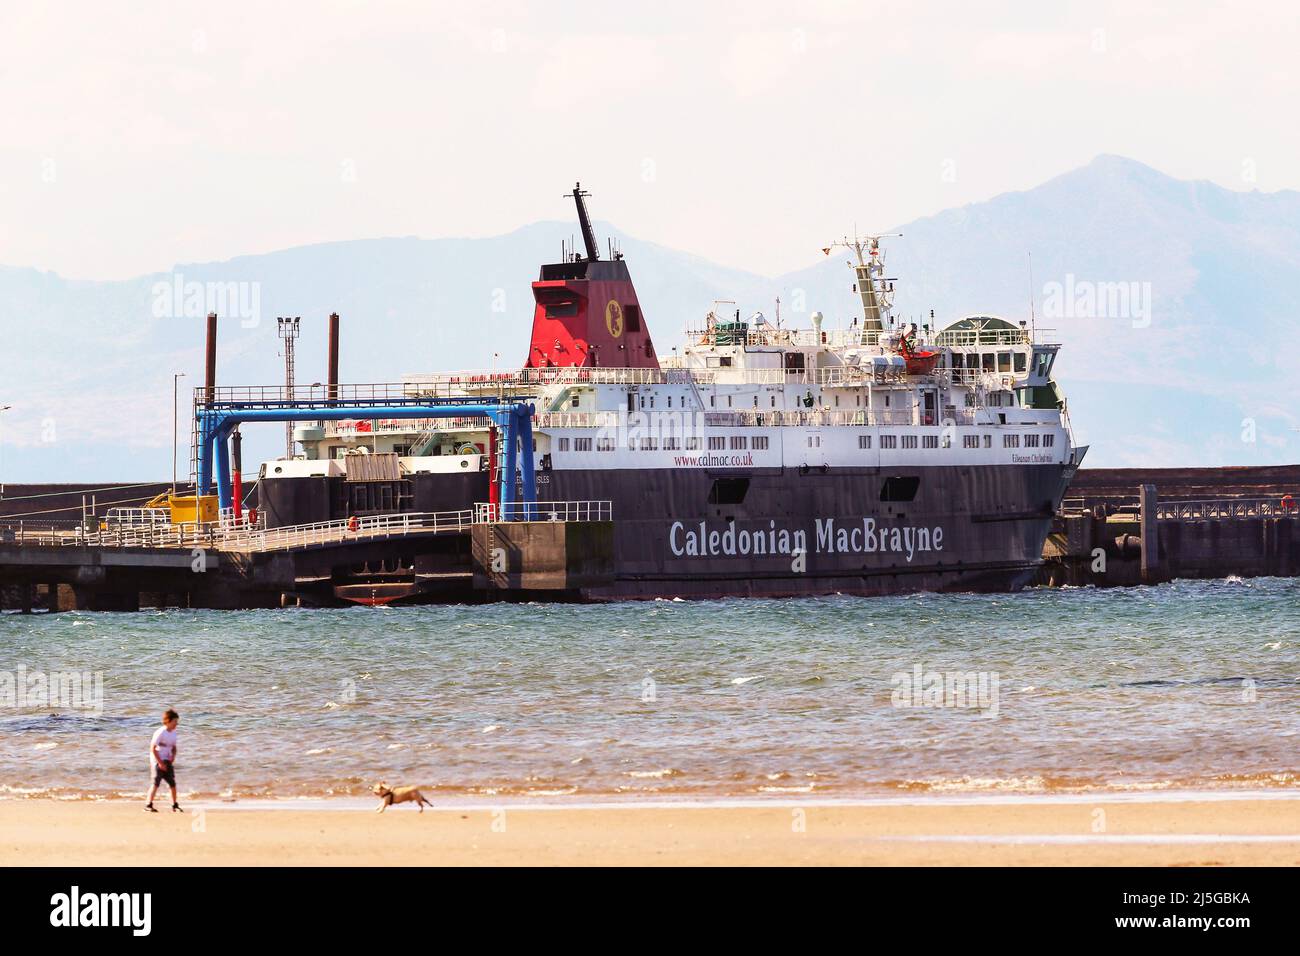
xmin=215 ymin=510 xmax=474 ymax=552
xmin=1156 ymin=498 xmax=1298 ymax=520
xmin=8 ymin=500 xmax=617 ymax=552
xmin=1059 ymin=496 xmax=1300 ymax=521
xmin=474 ymin=500 xmax=613 ymax=523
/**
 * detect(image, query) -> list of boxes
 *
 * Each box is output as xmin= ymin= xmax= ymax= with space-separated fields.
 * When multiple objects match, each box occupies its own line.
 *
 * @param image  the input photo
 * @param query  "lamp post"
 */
xmin=0 ymin=405 xmax=10 ymax=507
xmin=172 ymin=373 xmax=186 ymax=494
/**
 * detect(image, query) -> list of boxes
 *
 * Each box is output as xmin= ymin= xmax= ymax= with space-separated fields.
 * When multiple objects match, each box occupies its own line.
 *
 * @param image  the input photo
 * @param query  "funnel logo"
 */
xmin=605 ymin=300 xmax=624 ymax=338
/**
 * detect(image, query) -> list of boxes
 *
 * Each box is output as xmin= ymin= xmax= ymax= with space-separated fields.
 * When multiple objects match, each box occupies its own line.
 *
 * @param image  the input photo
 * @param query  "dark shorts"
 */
xmin=152 ymin=763 xmax=175 ymax=787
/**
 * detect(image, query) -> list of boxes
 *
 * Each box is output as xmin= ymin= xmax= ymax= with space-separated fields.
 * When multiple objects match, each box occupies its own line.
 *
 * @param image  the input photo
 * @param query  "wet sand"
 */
xmin=2 ymin=795 xmax=1298 ymax=866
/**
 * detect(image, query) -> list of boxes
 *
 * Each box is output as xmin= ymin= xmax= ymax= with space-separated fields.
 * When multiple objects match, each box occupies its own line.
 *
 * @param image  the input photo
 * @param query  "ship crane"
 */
xmin=823 ymin=233 xmax=901 ymax=344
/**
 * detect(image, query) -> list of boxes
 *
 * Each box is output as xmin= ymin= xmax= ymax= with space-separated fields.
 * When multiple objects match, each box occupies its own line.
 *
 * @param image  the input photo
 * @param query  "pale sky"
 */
xmin=1 ymin=1 xmax=1296 ymax=279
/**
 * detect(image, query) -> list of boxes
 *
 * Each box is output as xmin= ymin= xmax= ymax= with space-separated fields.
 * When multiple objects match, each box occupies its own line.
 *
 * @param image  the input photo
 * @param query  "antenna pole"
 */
xmin=565 ymin=182 xmax=600 ymax=262
xmin=1027 ymin=252 xmax=1036 ymax=340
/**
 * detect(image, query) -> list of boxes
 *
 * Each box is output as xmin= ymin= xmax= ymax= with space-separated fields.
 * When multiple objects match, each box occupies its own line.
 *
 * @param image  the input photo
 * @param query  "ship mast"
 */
xmin=565 ymin=182 xmax=600 ymax=262
xmin=824 ymin=233 xmax=901 ymax=345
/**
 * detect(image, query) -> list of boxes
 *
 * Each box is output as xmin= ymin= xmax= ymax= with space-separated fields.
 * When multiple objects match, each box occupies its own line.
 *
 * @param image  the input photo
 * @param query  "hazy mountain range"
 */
xmin=1 ymin=154 xmax=1298 ymax=484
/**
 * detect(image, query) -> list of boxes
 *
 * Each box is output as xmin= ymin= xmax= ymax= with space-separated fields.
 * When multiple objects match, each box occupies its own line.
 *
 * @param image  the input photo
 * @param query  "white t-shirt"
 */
xmin=150 ymin=726 xmax=178 ymax=766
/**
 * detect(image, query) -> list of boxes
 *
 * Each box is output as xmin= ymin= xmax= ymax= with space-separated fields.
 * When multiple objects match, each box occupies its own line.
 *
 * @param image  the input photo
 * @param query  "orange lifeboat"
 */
xmin=896 ymin=326 xmax=940 ymax=375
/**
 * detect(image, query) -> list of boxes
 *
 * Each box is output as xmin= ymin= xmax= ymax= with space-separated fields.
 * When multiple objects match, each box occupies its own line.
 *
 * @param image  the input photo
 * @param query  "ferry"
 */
xmin=256 ymin=184 xmax=1086 ymax=599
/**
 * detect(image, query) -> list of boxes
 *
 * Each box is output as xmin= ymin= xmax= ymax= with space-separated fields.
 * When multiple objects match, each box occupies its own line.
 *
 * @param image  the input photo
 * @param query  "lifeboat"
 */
xmin=891 ymin=326 xmax=940 ymax=375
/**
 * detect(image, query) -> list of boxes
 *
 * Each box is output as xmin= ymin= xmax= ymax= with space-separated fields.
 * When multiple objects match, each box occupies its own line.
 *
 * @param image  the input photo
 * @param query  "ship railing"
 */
xmin=404 ymin=367 xmax=708 ymax=390
xmin=933 ymin=329 xmax=1032 ymax=348
xmin=312 ymin=406 xmax=985 ymax=435
xmin=1155 ymin=497 xmax=1300 ymax=521
xmin=534 ymin=412 xmax=622 ymax=429
xmin=204 ymin=366 xmax=1017 ymax=411
xmin=681 ymin=326 xmax=871 ymax=349
xmin=473 ymin=500 xmax=613 ymax=524
xmin=322 ymin=416 xmax=492 ymax=439
xmin=699 ymin=408 xmax=975 ymax=427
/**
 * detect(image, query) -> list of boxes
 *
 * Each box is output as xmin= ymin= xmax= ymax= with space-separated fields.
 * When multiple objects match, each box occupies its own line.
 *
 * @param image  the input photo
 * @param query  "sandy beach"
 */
xmin=2 ymin=794 xmax=1297 ymax=866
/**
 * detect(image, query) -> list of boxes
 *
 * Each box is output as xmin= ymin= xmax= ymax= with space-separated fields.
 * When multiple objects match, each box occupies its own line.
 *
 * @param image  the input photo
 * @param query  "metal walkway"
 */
xmin=193 ymin=385 xmax=539 ymax=516
xmin=17 ymin=501 xmax=613 ymax=554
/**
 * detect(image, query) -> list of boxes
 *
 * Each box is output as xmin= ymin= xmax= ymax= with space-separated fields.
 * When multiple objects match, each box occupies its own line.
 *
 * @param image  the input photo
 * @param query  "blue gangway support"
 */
xmin=195 ymin=398 xmax=537 ymax=518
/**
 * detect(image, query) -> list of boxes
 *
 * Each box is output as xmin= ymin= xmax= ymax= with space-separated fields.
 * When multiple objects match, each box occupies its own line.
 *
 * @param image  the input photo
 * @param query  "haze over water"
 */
xmin=2 ymin=579 xmax=1297 ymax=802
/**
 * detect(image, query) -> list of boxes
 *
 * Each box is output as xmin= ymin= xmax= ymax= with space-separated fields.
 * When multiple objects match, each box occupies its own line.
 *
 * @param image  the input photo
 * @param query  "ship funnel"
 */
xmin=525 ymin=183 xmax=659 ymax=370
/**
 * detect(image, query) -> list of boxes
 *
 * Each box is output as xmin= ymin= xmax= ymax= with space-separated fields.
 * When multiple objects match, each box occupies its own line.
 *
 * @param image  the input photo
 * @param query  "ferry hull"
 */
xmin=258 ymin=461 xmax=1074 ymax=601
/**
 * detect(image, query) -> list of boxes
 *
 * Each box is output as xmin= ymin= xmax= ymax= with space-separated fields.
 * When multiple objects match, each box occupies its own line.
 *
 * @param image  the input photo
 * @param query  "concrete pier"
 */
xmin=0 ymin=508 xmax=615 ymax=611
xmin=1040 ymin=491 xmax=1300 ymax=587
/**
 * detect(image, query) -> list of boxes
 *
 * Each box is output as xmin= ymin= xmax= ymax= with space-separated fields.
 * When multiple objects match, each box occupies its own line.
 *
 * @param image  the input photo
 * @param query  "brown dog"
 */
xmin=372 ymin=782 xmax=433 ymax=813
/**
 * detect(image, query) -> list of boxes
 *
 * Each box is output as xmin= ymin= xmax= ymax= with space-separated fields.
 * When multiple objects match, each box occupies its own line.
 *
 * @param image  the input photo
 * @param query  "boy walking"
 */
xmin=145 ymin=708 xmax=182 ymax=813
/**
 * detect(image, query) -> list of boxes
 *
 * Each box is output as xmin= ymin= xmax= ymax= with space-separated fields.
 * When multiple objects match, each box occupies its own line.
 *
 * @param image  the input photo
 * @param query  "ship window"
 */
xmin=708 ymin=436 xmax=726 ymax=450
xmin=710 ymin=395 xmax=716 ymax=407
xmin=880 ymin=435 xmax=897 ymax=449
xmin=951 ymin=353 xmax=964 ymax=369
xmin=983 ymin=435 xmax=991 ymax=448
xmin=1044 ymin=434 xmax=1055 ymax=447
xmin=964 ymin=435 xmax=979 ymax=449
xmin=625 ymin=304 xmax=642 ymax=332
xmin=574 ymin=437 xmax=592 ymax=451
xmin=572 ymin=394 xmax=580 ymax=408
xmin=640 ymin=396 xmax=645 ymax=409
xmin=982 ymin=353 xmax=995 ymax=371
xmin=667 ymin=396 xmax=672 ymax=408
xmin=720 ymin=356 xmax=733 ymax=368
xmin=730 ymin=436 xmax=747 ymax=450
xmin=1004 ymin=434 xmax=1020 ymax=448
xmin=753 ymin=396 xmax=759 ymax=408
xmin=663 ymin=437 xmax=680 ymax=450
xmin=964 ymin=393 xmax=976 ymax=407
xmin=1014 ymin=352 xmax=1027 ymax=373
xmin=597 ymin=437 xmax=615 ymax=451
xmin=393 ymin=443 xmax=412 ymax=457
xmin=686 ymin=436 xmax=701 ymax=450
xmin=1024 ymin=434 xmax=1040 ymax=448
xmin=901 ymin=435 xmax=918 ymax=449
xmin=923 ymin=435 xmax=939 ymax=449
xmin=771 ymin=396 xmax=777 ymax=407
xmin=834 ymin=395 xmax=840 ymax=407
xmin=998 ymin=352 xmax=1011 ymax=372
xmin=727 ymin=396 xmax=733 ymax=407
xmin=753 ymin=436 xmax=769 ymax=450
xmin=880 ymin=476 xmax=920 ymax=502
xmin=558 ymin=438 xmax=570 ymax=451
xmin=708 ymin=477 xmax=750 ymax=506
xmin=858 ymin=435 xmax=872 ymax=449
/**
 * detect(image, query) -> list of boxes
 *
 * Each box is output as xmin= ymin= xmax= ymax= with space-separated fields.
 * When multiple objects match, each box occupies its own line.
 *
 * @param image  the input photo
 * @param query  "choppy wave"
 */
xmin=1 ymin=579 xmax=1298 ymax=801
